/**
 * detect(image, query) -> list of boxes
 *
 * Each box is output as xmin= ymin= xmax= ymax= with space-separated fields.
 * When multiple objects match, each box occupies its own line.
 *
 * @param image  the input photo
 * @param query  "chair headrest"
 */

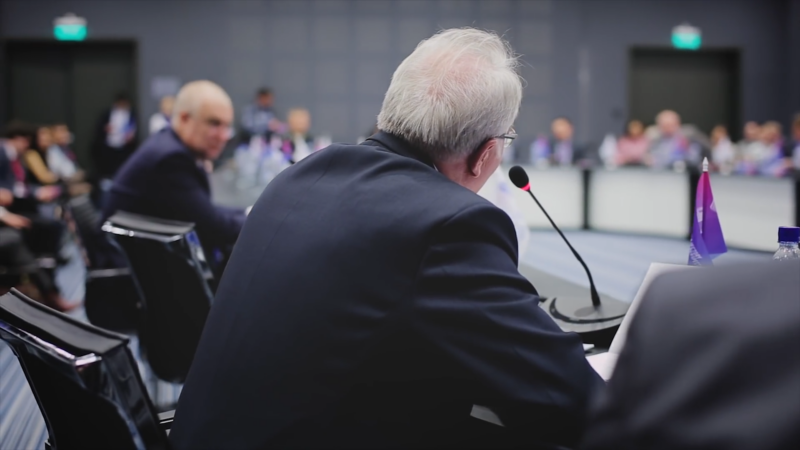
xmin=0 ymin=289 xmax=127 ymax=358
xmin=106 ymin=211 xmax=195 ymax=236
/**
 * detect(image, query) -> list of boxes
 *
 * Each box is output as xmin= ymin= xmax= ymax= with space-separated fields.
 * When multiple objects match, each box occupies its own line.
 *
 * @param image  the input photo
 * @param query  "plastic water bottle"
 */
xmin=773 ymin=226 xmax=800 ymax=261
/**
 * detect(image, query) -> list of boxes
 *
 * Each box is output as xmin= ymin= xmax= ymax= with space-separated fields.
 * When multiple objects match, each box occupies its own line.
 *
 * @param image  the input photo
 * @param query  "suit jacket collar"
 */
xmin=365 ymin=131 xmax=437 ymax=170
xmin=167 ymin=128 xmax=211 ymax=192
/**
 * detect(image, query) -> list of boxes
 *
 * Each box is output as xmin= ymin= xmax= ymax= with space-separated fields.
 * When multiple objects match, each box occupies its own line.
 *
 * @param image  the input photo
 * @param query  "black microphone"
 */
xmin=509 ymin=165 xmax=627 ymax=325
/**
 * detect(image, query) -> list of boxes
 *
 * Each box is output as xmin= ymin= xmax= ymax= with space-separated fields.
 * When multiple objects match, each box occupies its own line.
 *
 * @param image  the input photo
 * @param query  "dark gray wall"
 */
xmin=0 ymin=0 xmax=794 ymax=146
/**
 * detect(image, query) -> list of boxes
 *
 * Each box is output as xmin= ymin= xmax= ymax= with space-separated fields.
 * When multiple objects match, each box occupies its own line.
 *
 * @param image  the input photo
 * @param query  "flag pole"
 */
xmin=702 ymin=156 xmax=709 ymax=172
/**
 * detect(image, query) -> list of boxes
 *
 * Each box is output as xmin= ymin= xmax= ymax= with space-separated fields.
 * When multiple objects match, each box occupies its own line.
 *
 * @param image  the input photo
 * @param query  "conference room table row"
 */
xmin=213 ymin=165 xmax=799 ymax=253
xmin=499 ymin=166 xmax=799 ymax=252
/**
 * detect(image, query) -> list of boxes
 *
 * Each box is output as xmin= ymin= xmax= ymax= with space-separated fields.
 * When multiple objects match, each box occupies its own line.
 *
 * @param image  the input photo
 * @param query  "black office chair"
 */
xmin=0 ymin=289 xmax=173 ymax=450
xmin=102 ymin=211 xmax=214 ymax=383
xmin=64 ymin=194 xmax=142 ymax=333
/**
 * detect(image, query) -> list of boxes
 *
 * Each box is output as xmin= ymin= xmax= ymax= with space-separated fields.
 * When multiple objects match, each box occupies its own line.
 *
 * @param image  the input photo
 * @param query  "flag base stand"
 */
xmin=540 ymin=296 xmax=630 ymax=348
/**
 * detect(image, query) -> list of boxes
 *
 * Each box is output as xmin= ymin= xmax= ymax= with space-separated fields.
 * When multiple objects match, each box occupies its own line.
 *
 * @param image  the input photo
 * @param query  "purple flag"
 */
xmin=689 ymin=159 xmax=727 ymax=265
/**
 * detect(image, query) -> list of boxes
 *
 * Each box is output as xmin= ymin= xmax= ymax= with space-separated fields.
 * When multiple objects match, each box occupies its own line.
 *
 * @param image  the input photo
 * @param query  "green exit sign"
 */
xmin=54 ymin=13 xmax=87 ymax=41
xmin=672 ymin=24 xmax=701 ymax=50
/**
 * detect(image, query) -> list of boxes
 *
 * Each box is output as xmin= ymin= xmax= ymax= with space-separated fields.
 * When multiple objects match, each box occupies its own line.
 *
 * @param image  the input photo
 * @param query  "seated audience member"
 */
xmin=0 ymin=227 xmax=72 ymax=311
xmin=789 ymin=113 xmax=800 ymax=171
xmin=581 ymin=261 xmax=800 ymax=450
xmin=710 ymin=124 xmax=737 ymax=174
xmin=149 ymin=95 xmax=175 ymax=135
xmin=615 ymin=119 xmax=651 ymax=166
xmin=648 ymin=110 xmax=706 ymax=170
xmin=0 ymin=123 xmax=71 ymax=311
xmin=170 ymin=28 xmax=601 ymax=450
xmin=279 ymin=108 xmax=315 ymax=163
xmin=754 ymin=121 xmax=790 ymax=177
xmin=26 ymin=125 xmax=91 ymax=197
xmin=49 ymin=123 xmax=82 ymax=181
xmin=24 ymin=126 xmax=60 ymax=186
xmin=101 ymin=80 xmax=245 ymax=276
xmin=240 ymin=87 xmax=285 ymax=140
xmin=549 ymin=117 xmax=589 ymax=166
xmin=91 ymin=92 xmax=138 ymax=180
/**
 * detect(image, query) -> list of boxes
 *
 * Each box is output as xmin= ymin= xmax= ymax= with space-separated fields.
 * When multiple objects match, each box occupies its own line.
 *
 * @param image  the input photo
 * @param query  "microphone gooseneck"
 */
xmin=509 ymin=166 xmax=601 ymax=308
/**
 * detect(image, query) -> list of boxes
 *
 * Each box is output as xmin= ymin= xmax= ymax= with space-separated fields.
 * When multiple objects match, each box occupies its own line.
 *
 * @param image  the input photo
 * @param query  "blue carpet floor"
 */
xmin=0 ymin=231 xmax=769 ymax=449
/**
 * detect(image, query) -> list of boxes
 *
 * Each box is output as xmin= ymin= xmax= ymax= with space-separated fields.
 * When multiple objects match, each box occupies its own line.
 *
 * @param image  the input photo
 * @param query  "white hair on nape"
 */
xmin=377 ymin=27 xmax=523 ymax=162
xmin=171 ymin=80 xmax=232 ymax=123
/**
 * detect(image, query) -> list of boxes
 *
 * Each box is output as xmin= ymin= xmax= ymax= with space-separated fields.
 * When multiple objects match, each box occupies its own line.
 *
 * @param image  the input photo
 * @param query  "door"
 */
xmin=629 ymin=48 xmax=741 ymax=139
xmin=5 ymin=41 xmax=136 ymax=170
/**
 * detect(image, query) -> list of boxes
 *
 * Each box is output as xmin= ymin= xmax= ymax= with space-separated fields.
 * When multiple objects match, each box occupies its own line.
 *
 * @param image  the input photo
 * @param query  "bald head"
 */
xmin=656 ymin=110 xmax=681 ymax=136
xmin=172 ymin=80 xmax=234 ymax=160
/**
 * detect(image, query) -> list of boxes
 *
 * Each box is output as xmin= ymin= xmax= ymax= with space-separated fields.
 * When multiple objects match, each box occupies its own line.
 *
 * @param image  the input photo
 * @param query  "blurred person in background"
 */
xmin=0 ymin=122 xmax=71 ymax=311
xmin=736 ymin=121 xmax=765 ymax=175
xmin=49 ymin=124 xmax=82 ymax=182
xmin=789 ymin=114 xmax=800 ymax=170
xmin=754 ymin=121 xmax=790 ymax=177
xmin=91 ymin=92 xmax=138 ymax=180
xmin=101 ymin=80 xmax=245 ymax=277
xmin=280 ymin=108 xmax=315 ymax=163
xmin=241 ymin=87 xmax=285 ymax=140
xmin=648 ymin=110 xmax=705 ymax=170
xmin=149 ymin=95 xmax=175 ymax=135
xmin=548 ymin=117 xmax=589 ymax=166
xmin=615 ymin=119 xmax=651 ymax=166
xmin=23 ymin=126 xmax=60 ymax=186
xmin=710 ymin=125 xmax=737 ymax=174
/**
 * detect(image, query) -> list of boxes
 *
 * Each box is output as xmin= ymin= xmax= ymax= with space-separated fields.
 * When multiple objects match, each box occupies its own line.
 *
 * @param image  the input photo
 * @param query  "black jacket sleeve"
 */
xmin=412 ymin=203 xmax=603 ymax=448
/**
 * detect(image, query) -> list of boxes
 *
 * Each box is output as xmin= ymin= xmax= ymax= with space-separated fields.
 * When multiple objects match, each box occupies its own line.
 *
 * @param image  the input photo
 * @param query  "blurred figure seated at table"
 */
xmin=789 ymin=113 xmax=800 ymax=171
xmin=530 ymin=117 xmax=591 ymax=168
xmin=738 ymin=121 xmax=791 ymax=177
xmin=710 ymin=125 xmax=737 ymax=175
xmin=615 ymin=119 xmax=651 ymax=167
xmin=648 ymin=110 xmax=707 ymax=171
xmin=737 ymin=121 xmax=762 ymax=157
xmin=149 ymin=95 xmax=175 ymax=135
xmin=101 ymin=80 xmax=246 ymax=278
xmin=279 ymin=108 xmax=315 ymax=163
xmin=240 ymin=87 xmax=285 ymax=141
xmin=550 ymin=117 xmax=591 ymax=167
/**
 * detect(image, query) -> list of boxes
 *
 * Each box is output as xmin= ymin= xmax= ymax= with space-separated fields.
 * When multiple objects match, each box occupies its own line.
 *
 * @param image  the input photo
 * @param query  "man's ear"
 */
xmin=467 ymin=139 xmax=496 ymax=178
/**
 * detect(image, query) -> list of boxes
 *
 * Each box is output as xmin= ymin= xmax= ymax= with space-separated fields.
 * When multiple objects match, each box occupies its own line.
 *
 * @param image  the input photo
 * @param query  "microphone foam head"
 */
xmin=508 ymin=166 xmax=529 ymax=190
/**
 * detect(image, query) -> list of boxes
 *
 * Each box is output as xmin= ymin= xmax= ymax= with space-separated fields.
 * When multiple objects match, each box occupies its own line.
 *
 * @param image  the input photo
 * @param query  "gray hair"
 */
xmin=171 ymin=80 xmax=232 ymax=123
xmin=377 ymin=28 xmax=522 ymax=162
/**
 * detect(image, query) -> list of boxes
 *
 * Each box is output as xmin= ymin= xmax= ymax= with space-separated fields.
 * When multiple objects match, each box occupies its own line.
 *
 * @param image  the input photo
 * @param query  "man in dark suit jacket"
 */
xmin=101 ymin=81 xmax=245 ymax=272
xmin=170 ymin=29 xmax=601 ymax=450
xmin=581 ymin=260 xmax=800 ymax=450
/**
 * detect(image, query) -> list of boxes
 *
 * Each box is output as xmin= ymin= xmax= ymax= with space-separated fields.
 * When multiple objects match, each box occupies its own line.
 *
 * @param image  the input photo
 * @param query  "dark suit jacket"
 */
xmin=169 ymin=132 xmax=602 ymax=450
xmin=101 ymin=129 xmax=245 ymax=261
xmin=582 ymin=260 xmax=800 ymax=450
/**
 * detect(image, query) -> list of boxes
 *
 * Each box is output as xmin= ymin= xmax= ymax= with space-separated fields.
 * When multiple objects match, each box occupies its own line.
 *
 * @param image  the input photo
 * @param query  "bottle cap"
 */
xmin=778 ymin=226 xmax=800 ymax=243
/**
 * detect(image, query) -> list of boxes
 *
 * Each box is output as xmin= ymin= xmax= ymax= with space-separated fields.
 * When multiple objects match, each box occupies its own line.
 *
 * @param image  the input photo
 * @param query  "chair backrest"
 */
xmin=102 ymin=211 xmax=214 ymax=383
xmin=64 ymin=195 xmax=143 ymax=333
xmin=0 ymin=289 xmax=168 ymax=450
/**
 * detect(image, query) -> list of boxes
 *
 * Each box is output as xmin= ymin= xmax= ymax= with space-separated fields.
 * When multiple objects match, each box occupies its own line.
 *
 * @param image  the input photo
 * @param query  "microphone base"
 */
xmin=540 ymin=296 xmax=630 ymax=348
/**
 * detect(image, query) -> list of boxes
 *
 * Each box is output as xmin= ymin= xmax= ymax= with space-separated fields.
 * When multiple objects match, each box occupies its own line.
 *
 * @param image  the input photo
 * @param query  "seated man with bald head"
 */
xmin=101 ymin=80 xmax=245 ymax=272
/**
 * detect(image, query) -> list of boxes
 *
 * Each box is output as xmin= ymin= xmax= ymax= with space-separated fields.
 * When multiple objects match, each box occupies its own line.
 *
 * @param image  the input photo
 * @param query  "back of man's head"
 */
xmin=377 ymin=28 xmax=522 ymax=163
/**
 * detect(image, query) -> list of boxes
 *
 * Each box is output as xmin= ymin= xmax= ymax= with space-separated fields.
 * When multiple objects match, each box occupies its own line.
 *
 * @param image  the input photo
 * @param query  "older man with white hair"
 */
xmin=171 ymin=29 xmax=601 ymax=450
xmin=101 ymin=80 xmax=245 ymax=275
